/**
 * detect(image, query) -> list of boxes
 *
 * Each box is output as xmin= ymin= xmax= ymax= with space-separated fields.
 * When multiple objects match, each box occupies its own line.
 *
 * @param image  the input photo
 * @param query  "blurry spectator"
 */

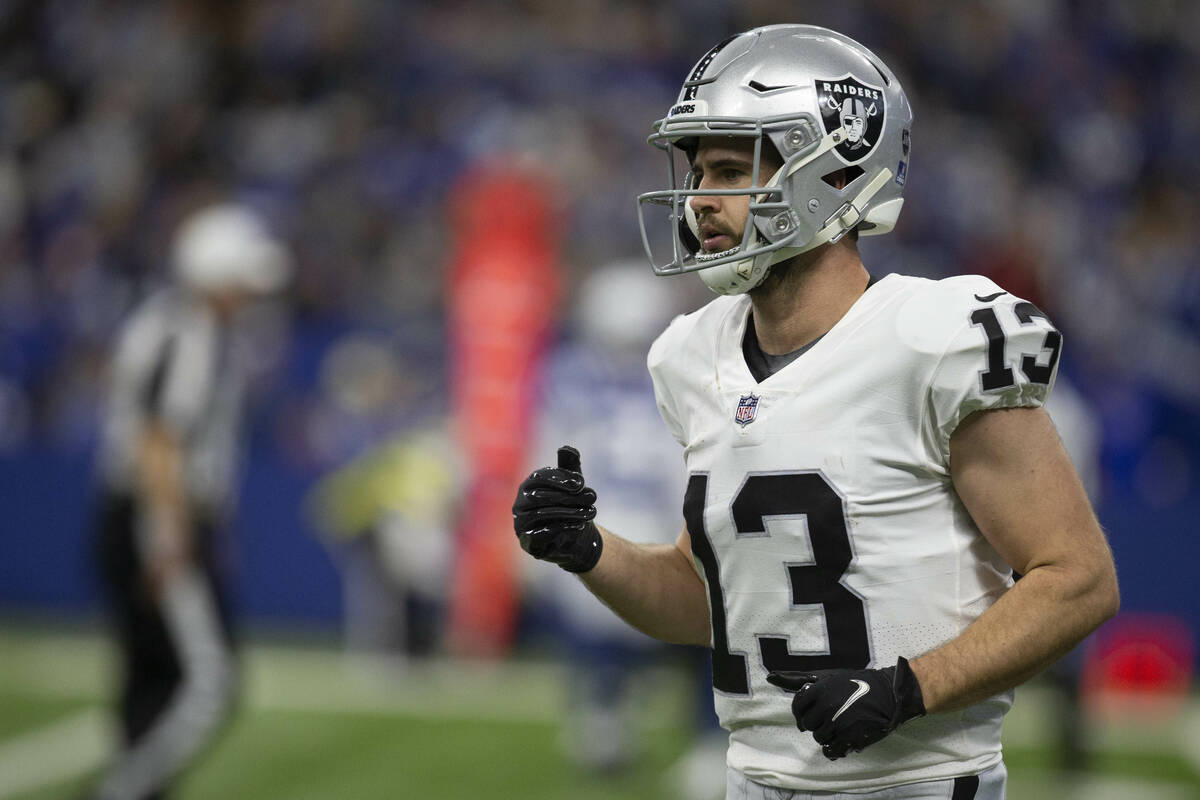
xmin=87 ymin=203 xmax=290 ymax=800
xmin=1 ymin=0 xmax=1196 ymax=459
xmin=306 ymin=335 xmax=459 ymax=658
xmin=308 ymin=422 xmax=459 ymax=658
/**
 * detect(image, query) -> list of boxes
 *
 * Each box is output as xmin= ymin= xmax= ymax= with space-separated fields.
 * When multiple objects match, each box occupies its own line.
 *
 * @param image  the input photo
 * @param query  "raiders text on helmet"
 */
xmin=636 ymin=25 xmax=912 ymax=294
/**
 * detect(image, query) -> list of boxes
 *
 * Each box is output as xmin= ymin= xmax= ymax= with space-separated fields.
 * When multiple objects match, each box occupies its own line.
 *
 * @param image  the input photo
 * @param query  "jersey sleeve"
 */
xmin=925 ymin=283 xmax=1062 ymax=463
xmin=647 ymin=314 xmax=690 ymax=447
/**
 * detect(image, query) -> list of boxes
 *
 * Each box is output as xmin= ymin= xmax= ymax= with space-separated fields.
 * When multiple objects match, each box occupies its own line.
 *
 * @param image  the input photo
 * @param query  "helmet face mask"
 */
xmin=636 ymin=25 xmax=912 ymax=295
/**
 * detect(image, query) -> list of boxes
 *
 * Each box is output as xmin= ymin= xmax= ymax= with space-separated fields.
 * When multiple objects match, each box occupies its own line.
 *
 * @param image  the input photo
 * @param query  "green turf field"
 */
xmin=1 ymin=624 xmax=1197 ymax=800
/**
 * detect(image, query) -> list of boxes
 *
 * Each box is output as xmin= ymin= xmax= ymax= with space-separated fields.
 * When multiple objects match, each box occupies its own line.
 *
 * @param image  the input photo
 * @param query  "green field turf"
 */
xmin=1 ymin=623 xmax=1197 ymax=800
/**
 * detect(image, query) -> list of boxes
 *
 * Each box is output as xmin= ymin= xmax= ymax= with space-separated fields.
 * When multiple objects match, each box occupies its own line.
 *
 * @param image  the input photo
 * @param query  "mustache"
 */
xmin=697 ymin=216 xmax=738 ymax=237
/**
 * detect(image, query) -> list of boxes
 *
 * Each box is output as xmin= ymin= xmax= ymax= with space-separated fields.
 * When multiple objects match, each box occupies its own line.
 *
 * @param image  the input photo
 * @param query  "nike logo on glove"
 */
xmin=830 ymin=679 xmax=871 ymax=722
xmin=973 ymin=291 xmax=1007 ymax=302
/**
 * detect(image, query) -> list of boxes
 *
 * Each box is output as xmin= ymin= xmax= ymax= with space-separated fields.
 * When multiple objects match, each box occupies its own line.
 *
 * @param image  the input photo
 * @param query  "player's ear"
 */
xmin=822 ymin=168 xmax=848 ymax=190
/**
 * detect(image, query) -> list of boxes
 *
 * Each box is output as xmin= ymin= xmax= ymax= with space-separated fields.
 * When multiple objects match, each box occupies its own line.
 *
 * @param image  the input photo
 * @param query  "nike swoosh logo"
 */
xmin=974 ymin=291 xmax=1007 ymax=302
xmin=831 ymin=679 xmax=871 ymax=722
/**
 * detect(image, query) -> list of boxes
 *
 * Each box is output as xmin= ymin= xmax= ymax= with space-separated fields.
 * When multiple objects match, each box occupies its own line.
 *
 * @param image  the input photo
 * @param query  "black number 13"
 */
xmin=684 ymin=472 xmax=870 ymax=695
xmin=970 ymin=302 xmax=1061 ymax=392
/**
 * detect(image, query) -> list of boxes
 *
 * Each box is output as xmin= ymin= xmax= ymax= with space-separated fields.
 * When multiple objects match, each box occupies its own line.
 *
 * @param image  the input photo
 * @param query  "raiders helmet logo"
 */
xmin=815 ymin=75 xmax=886 ymax=164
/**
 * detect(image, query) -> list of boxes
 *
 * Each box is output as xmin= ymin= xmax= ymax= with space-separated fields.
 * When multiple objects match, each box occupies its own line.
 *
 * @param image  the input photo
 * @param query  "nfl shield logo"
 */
xmin=734 ymin=394 xmax=759 ymax=427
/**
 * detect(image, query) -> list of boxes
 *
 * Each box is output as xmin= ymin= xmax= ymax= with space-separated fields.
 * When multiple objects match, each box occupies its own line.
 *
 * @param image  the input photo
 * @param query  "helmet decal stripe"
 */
xmin=683 ymin=35 xmax=737 ymax=100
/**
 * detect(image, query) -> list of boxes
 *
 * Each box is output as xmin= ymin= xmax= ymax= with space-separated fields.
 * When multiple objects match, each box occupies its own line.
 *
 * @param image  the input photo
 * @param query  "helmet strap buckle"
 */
xmin=824 ymin=202 xmax=862 ymax=243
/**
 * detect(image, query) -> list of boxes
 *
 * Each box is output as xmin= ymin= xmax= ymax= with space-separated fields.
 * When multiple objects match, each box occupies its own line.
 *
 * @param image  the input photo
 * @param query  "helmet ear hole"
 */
xmin=821 ymin=165 xmax=864 ymax=190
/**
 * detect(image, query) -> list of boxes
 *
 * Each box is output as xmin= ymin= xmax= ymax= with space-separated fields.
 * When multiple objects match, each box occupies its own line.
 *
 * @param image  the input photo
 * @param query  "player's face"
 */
xmin=687 ymin=138 xmax=782 ymax=254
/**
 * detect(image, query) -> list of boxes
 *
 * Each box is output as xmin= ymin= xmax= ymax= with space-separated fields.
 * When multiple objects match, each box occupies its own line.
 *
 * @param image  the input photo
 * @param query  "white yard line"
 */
xmin=243 ymin=652 xmax=571 ymax=723
xmin=0 ymin=708 xmax=111 ymax=799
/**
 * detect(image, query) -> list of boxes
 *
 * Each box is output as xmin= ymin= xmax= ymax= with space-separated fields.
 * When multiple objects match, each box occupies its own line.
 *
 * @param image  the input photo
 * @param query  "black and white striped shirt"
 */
xmin=98 ymin=288 xmax=248 ymax=514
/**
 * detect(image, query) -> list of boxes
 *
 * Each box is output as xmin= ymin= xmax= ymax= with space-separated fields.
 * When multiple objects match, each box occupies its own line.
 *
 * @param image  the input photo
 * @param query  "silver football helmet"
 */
xmin=636 ymin=25 xmax=912 ymax=294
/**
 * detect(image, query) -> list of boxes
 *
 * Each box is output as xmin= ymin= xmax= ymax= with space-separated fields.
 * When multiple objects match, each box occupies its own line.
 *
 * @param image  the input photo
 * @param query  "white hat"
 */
xmin=172 ymin=203 xmax=291 ymax=293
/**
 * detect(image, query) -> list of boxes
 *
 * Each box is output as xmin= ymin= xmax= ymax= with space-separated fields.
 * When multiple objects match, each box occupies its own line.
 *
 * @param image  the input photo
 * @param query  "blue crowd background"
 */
xmin=0 ymin=1 xmax=1196 ymax=653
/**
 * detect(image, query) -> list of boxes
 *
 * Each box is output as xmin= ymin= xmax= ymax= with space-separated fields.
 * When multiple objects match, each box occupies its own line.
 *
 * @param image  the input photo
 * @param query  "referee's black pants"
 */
xmin=94 ymin=492 xmax=237 ymax=800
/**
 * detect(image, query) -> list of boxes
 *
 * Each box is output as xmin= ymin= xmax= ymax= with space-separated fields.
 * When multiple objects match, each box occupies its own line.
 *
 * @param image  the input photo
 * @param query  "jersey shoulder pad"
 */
xmin=900 ymin=275 xmax=1062 ymax=463
xmin=647 ymin=294 xmax=740 ymax=379
xmin=647 ymin=295 xmax=743 ymax=447
xmin=892 ymin=274 xmax=1009 ymax=355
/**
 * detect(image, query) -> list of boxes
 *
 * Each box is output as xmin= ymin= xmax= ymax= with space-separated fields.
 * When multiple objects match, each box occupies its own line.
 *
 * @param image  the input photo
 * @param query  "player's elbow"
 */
xmin=1093 ymin=558 xmax=1120 ymax=625
xmin=1079 ymin=544 xmax=1120 ymax=631
xmin=1043 ymin=538 xmax=1119 ymax=635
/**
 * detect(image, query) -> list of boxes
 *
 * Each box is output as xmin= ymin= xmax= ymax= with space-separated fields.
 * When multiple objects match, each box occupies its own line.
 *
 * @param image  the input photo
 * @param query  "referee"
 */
xmin=88 ymin=204 xmax=290 ymax=800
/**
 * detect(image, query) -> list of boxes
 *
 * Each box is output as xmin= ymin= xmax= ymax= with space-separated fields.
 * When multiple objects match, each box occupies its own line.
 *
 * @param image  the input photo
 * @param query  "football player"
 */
xmin=513 ymin=24 xmax=1118 ymax=799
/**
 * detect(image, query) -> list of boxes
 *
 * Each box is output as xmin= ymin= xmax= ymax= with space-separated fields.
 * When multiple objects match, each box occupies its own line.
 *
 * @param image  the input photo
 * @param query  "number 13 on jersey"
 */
xmin=684 ymin=472 xmax=870 ymax=695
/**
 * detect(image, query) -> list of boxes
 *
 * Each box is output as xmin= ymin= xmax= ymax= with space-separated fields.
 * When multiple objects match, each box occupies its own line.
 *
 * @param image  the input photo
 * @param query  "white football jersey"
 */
xmin=647 ymin=273 xmax=1061 ymax=790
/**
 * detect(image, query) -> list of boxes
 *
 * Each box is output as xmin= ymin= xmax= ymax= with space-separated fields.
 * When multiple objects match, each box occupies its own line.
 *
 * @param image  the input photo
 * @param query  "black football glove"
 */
xmin=766 ymin=657 xmax=926 ymax=761
xmin=512 ymin=445 xmax=603 ymax=574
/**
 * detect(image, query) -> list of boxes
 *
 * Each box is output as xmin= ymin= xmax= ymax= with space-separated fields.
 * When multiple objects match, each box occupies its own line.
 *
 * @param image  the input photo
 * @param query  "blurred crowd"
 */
xmin=0 ymin=0 xmax=1197 ymax=499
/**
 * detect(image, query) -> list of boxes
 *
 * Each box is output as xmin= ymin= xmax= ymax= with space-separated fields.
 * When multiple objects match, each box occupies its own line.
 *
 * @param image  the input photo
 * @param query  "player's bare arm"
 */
xmin=908 ymin=405 xmax=1120 ymax=713
xmin=513 ymin=446 xmax=710 ymax=646
xmin=578 ymin=524 xmax=711 ymax=646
